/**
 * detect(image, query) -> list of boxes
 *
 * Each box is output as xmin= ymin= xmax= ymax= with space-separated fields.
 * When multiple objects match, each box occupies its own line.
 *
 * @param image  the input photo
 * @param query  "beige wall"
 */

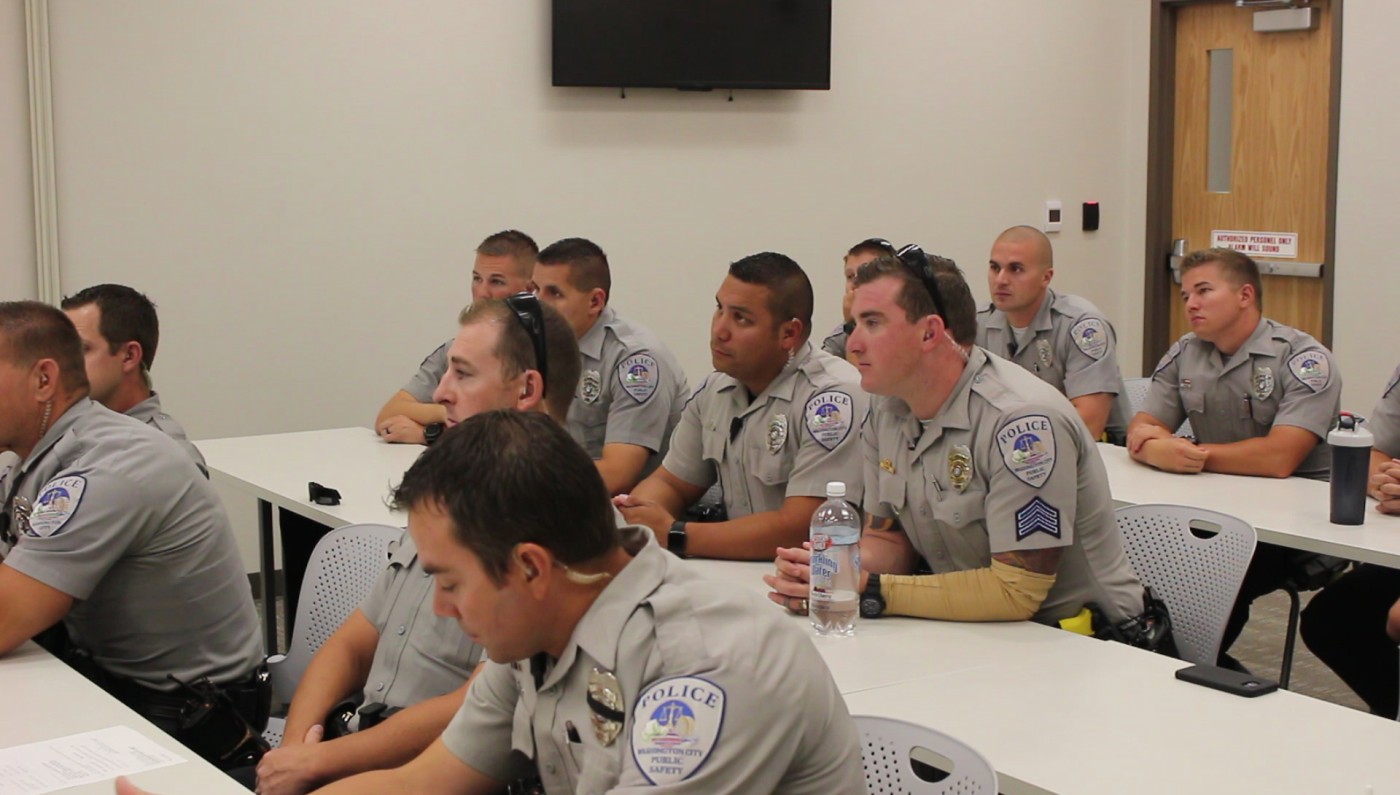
xmin=1 ymin=0 xmax=34 ymax=299
xmin=1334 ymin=0 xmax=1400 ymax=416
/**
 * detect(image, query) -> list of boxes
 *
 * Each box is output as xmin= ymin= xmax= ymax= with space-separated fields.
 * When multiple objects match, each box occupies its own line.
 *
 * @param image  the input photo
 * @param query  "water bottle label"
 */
xmin=811 ymin=550 xmax=837 ymax=591
xmin=810 ymin=532 xmax=830 ymax=552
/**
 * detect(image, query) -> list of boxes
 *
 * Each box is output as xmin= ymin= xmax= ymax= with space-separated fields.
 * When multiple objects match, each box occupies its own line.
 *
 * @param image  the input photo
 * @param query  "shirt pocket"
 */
xmin=409 ymin=612 xmax=479 ymax=673
xmin=1180 ymin=387 xmax=1206 ymax=420
xmin=572 ymin=743 xmax=621 ymax=795
xmin=570 ymin=400 xmax=610 ymax=458
xmin=931 ymin=491 xmax=987 ymax=531
xmin=877 ymin=470 xmax=908 ymax=517
xmin=1242 ymin=391 xmax=1278 ymax=431
xmin=746 ymin=433 xmax=793 ymax=487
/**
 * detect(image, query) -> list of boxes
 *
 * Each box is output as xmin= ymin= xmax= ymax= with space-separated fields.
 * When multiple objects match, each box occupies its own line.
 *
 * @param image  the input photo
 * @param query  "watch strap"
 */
xmin=668 ymin=520 xmax=688 ymax=558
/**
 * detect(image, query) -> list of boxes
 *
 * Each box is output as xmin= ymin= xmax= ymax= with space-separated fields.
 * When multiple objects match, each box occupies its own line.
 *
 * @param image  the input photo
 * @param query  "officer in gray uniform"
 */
xmin=1300 ymin=362 xmax=1400 ymax=718
xmin=0 ymin=301 xmax=264 ymax=767
xmin=976 ymin=226 xmax=1132 ymax=442
xmin=821 ymin=237 xmax=898 ymax=361
xmin=339 ymin=410 xmax=865 ymax=794
xmin=532 ymin=238 xmax=689 ymax=494
xmin=375 ymin=229 xmax=540 ymax=446
xmin=767 ymin=252 xmax=1144 ymax=629
xmin=60 ymin=284 xmax=207 ymax=473
xmin=1130 ymin=248 xmax=1342 ymax=669
xmin=620 ymin=253 xmax=867 ymax=561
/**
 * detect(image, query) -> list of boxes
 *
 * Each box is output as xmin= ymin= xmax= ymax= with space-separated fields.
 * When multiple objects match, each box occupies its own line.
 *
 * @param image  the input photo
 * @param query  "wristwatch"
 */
xmin=859 ymin=574 xmax=886 ymax=618
xmin=423 ymin=422 xmax=445 ymax=446
xmin=668 ymin=520 xmax=688 ymax=558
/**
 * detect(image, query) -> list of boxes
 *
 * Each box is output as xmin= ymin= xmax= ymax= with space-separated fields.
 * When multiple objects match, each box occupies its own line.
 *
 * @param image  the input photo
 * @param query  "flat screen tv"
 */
xmin=552 ymin=0 xmax=832 ymax=91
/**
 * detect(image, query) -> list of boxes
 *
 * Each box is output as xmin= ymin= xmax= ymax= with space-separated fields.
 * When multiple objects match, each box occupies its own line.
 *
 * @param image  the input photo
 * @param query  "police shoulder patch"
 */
xmin=996 ymin=414 xmax=1057 ymax=488
xmin=617 ymin=353 xmax=660 ymax=404
xmin=1070 ymin=318 xmax=1109 ymax=361
xmin=631 ymin=676 xmax=726 ymax=785
xmin=1386 ymin=364 xmax=1400 ymax=399
xmin=1287 ymin=350 xmax=1331 ymax=393
xmin=1015 ymin=496 xmax=1062 ymax=541
xmin=804 ymin=390 xmax=855 ymax=451
xmin=28 ymin=475 xmax=87 ymax=538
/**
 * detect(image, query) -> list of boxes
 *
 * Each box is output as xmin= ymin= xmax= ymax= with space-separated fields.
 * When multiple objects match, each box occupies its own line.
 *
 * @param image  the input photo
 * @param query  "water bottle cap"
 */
xmin=825 ymin=481 xmax=846 ymax=498
xmin=1328 ymin=413 xmax=1374 ymax=447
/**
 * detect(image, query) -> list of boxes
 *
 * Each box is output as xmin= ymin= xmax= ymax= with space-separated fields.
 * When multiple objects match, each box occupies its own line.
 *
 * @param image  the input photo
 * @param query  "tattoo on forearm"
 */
xmin=992 ymin=547 xmax=1063 ymax=575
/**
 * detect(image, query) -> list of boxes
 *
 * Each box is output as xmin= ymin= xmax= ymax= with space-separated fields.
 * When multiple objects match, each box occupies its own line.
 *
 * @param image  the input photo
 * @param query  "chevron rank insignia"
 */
xmin=1015 ymin=496 xmax=1061 ymax=541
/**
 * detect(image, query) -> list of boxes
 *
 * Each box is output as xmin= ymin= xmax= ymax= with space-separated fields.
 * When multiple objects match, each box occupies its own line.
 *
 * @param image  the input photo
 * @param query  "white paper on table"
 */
xmin=0 ymin=726 xmax=185 ymax=795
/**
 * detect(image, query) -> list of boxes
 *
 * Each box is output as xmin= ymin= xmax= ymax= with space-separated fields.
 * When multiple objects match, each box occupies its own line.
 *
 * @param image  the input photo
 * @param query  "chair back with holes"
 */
xmin=1115 ymin=504 xmax=1256 ymax=666
xmin=855 ymin=715 xmax=997 ymax=795
xmin=1123 ymin=376 xmax=1153 ymax=416
xmin=267 ymin=522 xmax=402 ymax=703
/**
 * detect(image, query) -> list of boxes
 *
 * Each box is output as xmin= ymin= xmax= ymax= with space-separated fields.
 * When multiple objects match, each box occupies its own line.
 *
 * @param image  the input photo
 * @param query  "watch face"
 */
xmin=860 ymin=596 xmax=883 ymax=619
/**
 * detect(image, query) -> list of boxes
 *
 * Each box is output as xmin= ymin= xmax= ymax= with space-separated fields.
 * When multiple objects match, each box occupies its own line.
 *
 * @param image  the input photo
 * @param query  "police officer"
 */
xmin=0 ymin=301 xmax=265 ymax=767
xmin=767 ymin=250 xmax=1144 ymax=628
xmin=253 ymin=296 xmax=581 ymax=795
xmin=821 ymin=237 xmax=897 ymax=362
xmin=287 ymin=410 xmax=863 ymax=794
xmin=60 ymin=284 xmax=207 ymax=472
xmin=1128 ymin=247 xmax=1343 ymax=669
xmin=375 ymin=229 xmax=540 ymax=446
xmin=977 ymin=225 xmax=1132 ymax=442
xmin=1300 ymin=362 xmax=1400 ymax=718
xmin=532 ymin=237 xmax=689 ymax=495
xmin=617 ymin=252 xmax=868 ymax=561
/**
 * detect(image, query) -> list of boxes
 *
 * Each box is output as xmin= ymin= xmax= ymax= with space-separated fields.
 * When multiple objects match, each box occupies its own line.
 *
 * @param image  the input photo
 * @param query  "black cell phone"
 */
xmin=1174 ymin=664 xmax=1279 ymax=697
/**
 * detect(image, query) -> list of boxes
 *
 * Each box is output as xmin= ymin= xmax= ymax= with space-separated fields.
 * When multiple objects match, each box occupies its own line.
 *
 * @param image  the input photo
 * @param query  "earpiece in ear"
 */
xmin=39 ymin=374 xmax=49 ymax=388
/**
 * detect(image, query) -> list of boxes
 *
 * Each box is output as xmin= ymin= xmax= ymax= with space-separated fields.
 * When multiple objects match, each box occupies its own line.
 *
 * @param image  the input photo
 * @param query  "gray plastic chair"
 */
xmin=1123 ymin=376 xmax=1194 ymax=437
xmin=1115 ymin=504 xmax=1256 ymax=667
xmin=262 ymin=522 xmax=402 ymax=744
xmin=854 ymin=715 xmax=997 ymax=795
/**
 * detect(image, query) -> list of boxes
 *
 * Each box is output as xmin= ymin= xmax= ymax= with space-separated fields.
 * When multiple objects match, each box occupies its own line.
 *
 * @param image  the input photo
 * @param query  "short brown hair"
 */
xmin=853 ymin=255 xmax=977 ymax=346
xmin=391 ymin=410 xmax=619 ymax=585
xmin=60 ymin=284 xmax=160 ymax=372
xmin=458 ymin=298 xmax=581 ymax=421
xmin=537 ymin=238 xmax=612 ymax=301
xmin=0 ymin=301 xmax=89 ymax=393
xmin=1180 ymin=247 xmax=1264 ymax=310
xmin=728 ymin=252 xmax=814 ymax=341
xmin=476 ymin=230 xmax=540 ymax=279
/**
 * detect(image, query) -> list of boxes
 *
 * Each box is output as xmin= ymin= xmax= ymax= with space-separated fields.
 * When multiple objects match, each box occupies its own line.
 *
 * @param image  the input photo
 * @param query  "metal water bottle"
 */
xmin=810 ymin=481 xmax=860 ymax=637
xmin=1329 ymin=412 xmax=1373 ymax=525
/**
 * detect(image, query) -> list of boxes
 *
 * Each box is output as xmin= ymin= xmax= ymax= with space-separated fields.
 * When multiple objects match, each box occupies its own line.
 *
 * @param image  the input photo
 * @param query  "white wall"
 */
xmin=1334 ymin=0 xmax=1400 ymax=414
xmin=1 ymin=0 xmax=35 ymax=299
xmin=32 ymin=0 xmax=1154 ymax=569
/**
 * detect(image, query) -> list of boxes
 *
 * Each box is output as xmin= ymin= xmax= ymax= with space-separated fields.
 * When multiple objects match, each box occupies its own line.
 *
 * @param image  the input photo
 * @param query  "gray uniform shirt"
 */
xmin=402 ymin=338 xmax=453 ymax=402
xmin=125 ymin=392 xmax=208 ymax=476
xmin=977 ymin=289 xmax=1133 ymax=437
xmin=663 ymin=342 xmax=868 ymax=517
xmin=359 ymin=532 xmax=483 ymax=710
xmin=820 ymin=322 xmax=850 ymax=360
xmin=1371 ymin=364 xmax=1400 ymax=458
xmin=1142 ymin=318 xmax=1341 ymax=480
xmin=567 ymin=307 xmax=689 ymax=475
xmin=862 ymin=348 xmax=1143 ymax=624
xmin=440 ymin=527 xmax=866 ymax=794
xmin=0 ymin=399 xmax=263 ymax=690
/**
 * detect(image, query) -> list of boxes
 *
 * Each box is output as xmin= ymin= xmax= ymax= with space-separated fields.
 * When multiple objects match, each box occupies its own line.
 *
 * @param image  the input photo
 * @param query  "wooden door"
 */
xmin=1168 ymin=0 xmax=1334 ymax=343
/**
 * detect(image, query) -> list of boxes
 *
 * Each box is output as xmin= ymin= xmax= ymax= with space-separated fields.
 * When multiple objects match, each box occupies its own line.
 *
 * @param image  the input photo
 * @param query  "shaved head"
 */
xmin=993 ymin=225 xmax=1053 ymax=270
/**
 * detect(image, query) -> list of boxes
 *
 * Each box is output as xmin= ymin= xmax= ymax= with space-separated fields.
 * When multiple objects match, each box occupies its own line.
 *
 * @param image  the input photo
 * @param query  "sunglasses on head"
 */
xmin=894 ymin=243 xmax=949 ymax=322
xmin=504 ymin=292 xmax=548 ymax=398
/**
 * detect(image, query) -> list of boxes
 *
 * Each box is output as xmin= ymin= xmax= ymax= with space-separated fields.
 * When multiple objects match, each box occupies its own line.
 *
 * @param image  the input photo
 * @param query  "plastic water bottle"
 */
xmin=810 ymin=481 xmax=860 ymax=637
xmin=1329 ymin=412 xmax=1374 ymax=525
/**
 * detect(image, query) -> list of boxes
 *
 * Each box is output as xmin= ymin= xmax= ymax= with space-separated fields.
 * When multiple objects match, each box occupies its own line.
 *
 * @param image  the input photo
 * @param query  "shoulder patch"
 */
xmin=996 ymin=415 xmax=1057 ymax=488
xmin=1287 ymin=350 xmax=1331 ymax=393
xmin=1015 ymin=496 xmax=1062 ymax=540
xmin=804 ymin=390 xmax=855 ymax=451
xmin=27 ymin=475 xmax=87 ymax=538
xmin=617 ymin=354 xmax=660 ymax=404
xmin=1385 ymin=364 xmax=1400 ymax=399
xmin=1070 ymin=318 xmax=1109 ymax=361
xmin=1153 ymin=340 xmax=1182 ymax=376
xmin=631 ymin=676 xmax=726 ymax=785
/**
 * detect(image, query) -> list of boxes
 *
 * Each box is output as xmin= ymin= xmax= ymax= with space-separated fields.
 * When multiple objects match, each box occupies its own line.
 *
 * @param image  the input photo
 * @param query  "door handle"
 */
xmin=1168 ymin=238 xmax=1188 ymax=284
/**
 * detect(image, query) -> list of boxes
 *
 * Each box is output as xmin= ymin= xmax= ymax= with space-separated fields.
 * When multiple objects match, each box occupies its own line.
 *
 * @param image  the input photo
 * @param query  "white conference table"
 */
xmin=200 ymin=427 xmax=419 ymax=650
xmin=1098 ymin=442 xmax=1400 ymax=568
xmin=0 ymin=642 xmax=249 ymax=795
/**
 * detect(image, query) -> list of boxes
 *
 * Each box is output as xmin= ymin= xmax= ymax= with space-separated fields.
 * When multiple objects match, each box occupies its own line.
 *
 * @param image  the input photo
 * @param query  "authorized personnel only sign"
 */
xmin=1210 ymin=230 xmax=1298 ymax=259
